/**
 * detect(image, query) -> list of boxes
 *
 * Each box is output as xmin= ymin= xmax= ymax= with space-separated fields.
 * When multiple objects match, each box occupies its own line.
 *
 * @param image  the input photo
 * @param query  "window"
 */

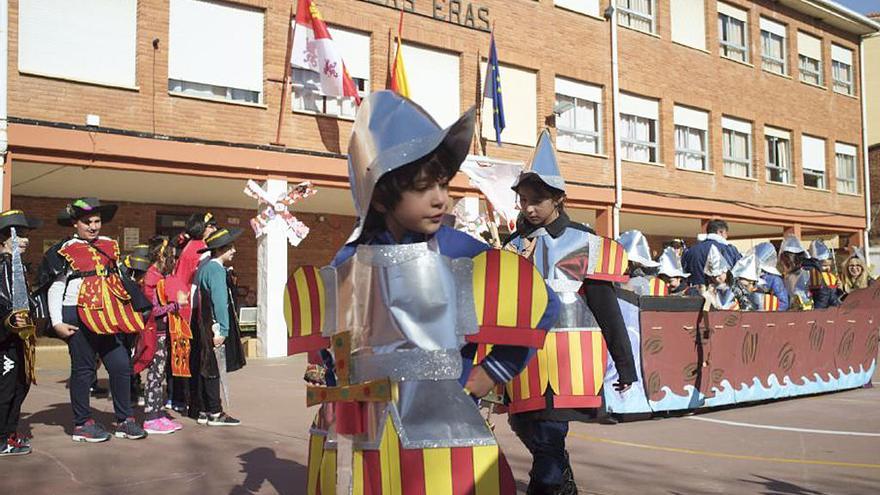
xmin=400 ymin=44 xmax=460 ymax=127
xmin=292 ymin=27 xmax=370 ymax=119
xmin=619 ymin=93 xmax=659 ymax=163
xmin=831 ymin=44 xmax=854 ymax=95
xmin=555 ymin=78 xmax=602 ymax=154
xmin=835 ymin=143 xmax=858 ymax=194
xmin=168 ymin=0 xmax=264 ymax=104
xmin=718 ymin=3 xmax=749 ymax=63
xmin=797 ymin=32 xmax=823 ymax=86
xmin=764 ymin=127 xmax=792 ymax=184
xmin=670 ymin=0 xmax=706 ymax=50
xmin=802 ymin=135 xmax=826 ymax=189
xmin=673 ymin=105 xmax=709 ymax=171
xmin=480 ymin=64 xmax=537 ymax=146
xmin=18 ymin=0 xmax=137 ymax=88
xmin=617 ymin=0 xmax=656 ymax=34
xmin=555 ymin=0 xmax=600 ymax=17
xmin=760 ymin=18 xmax=787 ymax=75
xmin=722 ymin=117 xmax=752 ymax=178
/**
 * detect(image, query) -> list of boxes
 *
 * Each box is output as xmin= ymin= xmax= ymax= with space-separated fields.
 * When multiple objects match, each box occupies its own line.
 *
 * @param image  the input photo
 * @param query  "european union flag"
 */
xmin=483 ymin=31 xmax=505 ymax=145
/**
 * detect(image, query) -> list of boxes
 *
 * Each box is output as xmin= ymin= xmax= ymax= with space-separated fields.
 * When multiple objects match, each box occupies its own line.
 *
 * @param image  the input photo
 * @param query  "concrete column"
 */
xmin=257 ymin=178 xmax=289 ymax=358
xmin=783 ymin=224 xmax=802 ymax=238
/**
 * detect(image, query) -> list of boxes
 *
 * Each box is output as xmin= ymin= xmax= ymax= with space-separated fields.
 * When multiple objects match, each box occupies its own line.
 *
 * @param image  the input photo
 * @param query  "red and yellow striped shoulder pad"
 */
xmin=283 ymin=265 xmax=330 ymax=356
xmin=761 ymin=293 xmax=780 ymax=311
xmin=586 ymin=234 xmax=629 ymax=283
xmin=808 ymin=268 xmax=838 ymax=289
xmin=468 ymin=249 xmax=550 ymax=349
xmin=648 ymin=277 xmax=669 ymax=296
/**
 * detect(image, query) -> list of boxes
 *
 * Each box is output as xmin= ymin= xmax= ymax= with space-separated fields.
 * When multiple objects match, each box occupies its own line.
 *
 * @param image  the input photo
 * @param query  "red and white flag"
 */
xmin=291 ymin=0 xmax=360 ymax=104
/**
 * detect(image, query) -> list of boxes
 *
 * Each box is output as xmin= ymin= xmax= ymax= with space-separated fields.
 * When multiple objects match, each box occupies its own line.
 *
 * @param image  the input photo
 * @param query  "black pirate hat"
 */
xmin=198 ymin=227 xmax=243 ymax=253
xmin=57 ymin=198 xmax=118 ymax=227
xmin=0 ymin=209 xmax=42 ymax=234
xmin=123 ymin=244 xmax=151 ymax=273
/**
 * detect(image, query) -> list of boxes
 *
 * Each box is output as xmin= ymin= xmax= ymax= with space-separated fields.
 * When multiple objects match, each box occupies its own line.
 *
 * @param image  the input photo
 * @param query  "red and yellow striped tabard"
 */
xmin=808 ymin=269 xmax=838 ymax=290
xmin=647 ymin=277 xmax=669 ymax=296
xmin=58 ymin=239 xmax=144 ymax=334
xmin=760 ymin=293 xmax=780 ymax=311
xmin=307 ymin=415 xmax=515 ymax=495
xmin=156 ymin=278 xmax=192 ymax=377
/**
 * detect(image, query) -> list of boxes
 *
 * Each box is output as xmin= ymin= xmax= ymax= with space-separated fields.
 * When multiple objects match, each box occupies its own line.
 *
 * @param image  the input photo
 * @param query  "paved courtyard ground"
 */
xmin=6 ymin=354 xmax=879 ymax=494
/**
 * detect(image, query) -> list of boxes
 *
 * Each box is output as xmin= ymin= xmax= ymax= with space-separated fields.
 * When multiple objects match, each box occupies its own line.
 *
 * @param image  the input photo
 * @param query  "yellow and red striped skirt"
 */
xmin=306 ymin=415 xmax=515 ymax=495
xmin=77 ymin=275 xmax=145 ymax=334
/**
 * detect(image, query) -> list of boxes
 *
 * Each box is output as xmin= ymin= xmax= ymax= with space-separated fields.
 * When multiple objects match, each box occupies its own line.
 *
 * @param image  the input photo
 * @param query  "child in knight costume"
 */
xmin=288 ymin=91 xmax=560 ymax=495
xmin=697 ymin=245 xmax=738 ymax=310
xmin=656 ymin=247 xmax=690 ymax=295
xmin=505 ymin=130 xmax=637 ymax=495
xmin=805 ymin=240 xmax=841 ymax=309
xmin=753 ymin=242 xmax=788 ymax=311
xmin=190 ymin=227 xmax=246 ymax=426
xmin=40 ymin=198 xmax=148 ymax=441
xmin=617 ymin=230 xmax=665 ymax=296
xmin=0 ymin=210 xmax=40 ymax=456
xmin=730 ymin=254 xmax=760 ymax=311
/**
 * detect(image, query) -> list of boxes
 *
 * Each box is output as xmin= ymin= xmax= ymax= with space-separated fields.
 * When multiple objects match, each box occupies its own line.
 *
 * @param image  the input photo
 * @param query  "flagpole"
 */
xmin=475 ymin=49 xmax=485 ymax=156
xmin=273 ymin=5 xmax=296 ymax=146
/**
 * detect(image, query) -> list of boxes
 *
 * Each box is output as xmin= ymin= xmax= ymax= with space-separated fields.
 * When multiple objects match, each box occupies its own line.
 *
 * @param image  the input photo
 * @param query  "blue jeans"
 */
xmin=508 ymin=414 xmax=570 ymax=489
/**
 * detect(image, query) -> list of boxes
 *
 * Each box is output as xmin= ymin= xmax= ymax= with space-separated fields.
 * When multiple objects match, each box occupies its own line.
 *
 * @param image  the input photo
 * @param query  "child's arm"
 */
xmin=206 ymin=265 xmax=230 ymax=337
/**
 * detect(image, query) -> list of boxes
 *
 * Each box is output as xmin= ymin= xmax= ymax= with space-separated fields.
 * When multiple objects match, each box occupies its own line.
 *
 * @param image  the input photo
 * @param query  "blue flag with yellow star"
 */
xmin=483 ymin=31 xmax=505 ymax=145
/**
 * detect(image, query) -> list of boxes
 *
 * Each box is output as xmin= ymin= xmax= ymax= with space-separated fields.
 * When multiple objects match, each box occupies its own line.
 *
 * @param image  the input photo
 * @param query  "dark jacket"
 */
xmin=802 ymin=259 xmax=841 ymax=309
xmin=682 ymin=236 xmax=742 ymax=286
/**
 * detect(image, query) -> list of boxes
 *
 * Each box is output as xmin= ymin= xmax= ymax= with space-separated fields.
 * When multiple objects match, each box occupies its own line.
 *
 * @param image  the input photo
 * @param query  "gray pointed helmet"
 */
xmin=617 ymin=230 xmax=660 ymax=268
xmin=346 ymin=91 xmax=476 ymax=243
xmin=731 ymin=253 xmax=760 ymax=282
xmin=779 ymin=235 xmax=808 ymax=256
xmin=657 ymin=246 xmax=690 ymax=278
xmin=753 ymin=242 xmax=781 ymax=276
xmin=511 ymin=129 xmax=566 ymax=193
xmin=704 ymin=244 xmax=731 ymax=278
xmin=808 ymin=239 xmax=832 ymax=261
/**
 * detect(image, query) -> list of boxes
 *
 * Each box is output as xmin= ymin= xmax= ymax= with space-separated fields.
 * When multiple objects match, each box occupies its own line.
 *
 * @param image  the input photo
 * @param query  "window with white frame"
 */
xmin=802 ymin=135 xmax=826 ymax=189
xmin=760 ymin=17 xmax=787 ymax=75
xmin=18 ymin=0 xmax=137 ymax=88
xmin=831 ymin=44 xmax=854 ymax=95
xmin=718 ymin=3 xmax=749 ymax=63
xmin=168 ymin=0 xmax=264 ymax=104
xmin=670 ymin=0 xmax=706 ymax=50
xmin=555 ymin=78 xmax=602 ymax=155
xmin=764 ymin=127 xmax=791 ymax=184
xmin=619 ymin=93 xmax=659 ymax=163
xmin=673 ymin=105 xmax=709 ymax=171
xmin=400 ymin=44 xmax=460 ymax=127
xmin=835 ymin=142 xmax=857 ymax=194
xmin=617 ymin=0 xmax=655 ymax=34
xmin=480 ymin=63 xmax=537 ymax=146
xmin=555 ymin=0 xmax=600 ymax=17
xmin=292 ymin=27 xmax=370 ymax=119
xmin=797 ymin=32 xmax=823 ymax=86
xmin=722 ymin=116 xmax=752 ymax=178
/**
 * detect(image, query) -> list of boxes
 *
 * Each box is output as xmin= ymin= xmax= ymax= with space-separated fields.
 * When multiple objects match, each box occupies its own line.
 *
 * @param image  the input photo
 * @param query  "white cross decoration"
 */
xmin=243 ymin=179 xmax=317 ymax=246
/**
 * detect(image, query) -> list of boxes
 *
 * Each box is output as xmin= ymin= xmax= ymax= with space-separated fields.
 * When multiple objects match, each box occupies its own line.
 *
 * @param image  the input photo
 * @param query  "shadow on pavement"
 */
xmin=20 ymin=402 xmax=117 ymax=436
xmin=229 ymin=447 xmax=308 ymax=495
xmin=741 ymin=474 xmax=828 ymax=495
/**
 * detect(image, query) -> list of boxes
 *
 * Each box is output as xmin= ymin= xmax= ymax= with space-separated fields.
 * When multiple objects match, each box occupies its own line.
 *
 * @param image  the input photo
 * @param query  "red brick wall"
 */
xmin=870 ymin=145 xmax=880 ymax=241
xmin=11 ymin=195 xmax=355 ymax=298
xmin=6 ymin=0 xmax=867 ymax=219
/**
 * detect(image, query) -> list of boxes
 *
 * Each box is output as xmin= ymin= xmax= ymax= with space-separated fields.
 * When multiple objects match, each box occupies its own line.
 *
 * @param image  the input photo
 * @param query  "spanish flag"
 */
xmin=390 ymin=11 xmax=410 ymax=97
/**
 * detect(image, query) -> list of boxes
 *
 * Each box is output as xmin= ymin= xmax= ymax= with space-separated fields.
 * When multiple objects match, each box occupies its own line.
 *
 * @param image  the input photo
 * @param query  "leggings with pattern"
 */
xmin=144 ymin=335 xmax=168 ymax=420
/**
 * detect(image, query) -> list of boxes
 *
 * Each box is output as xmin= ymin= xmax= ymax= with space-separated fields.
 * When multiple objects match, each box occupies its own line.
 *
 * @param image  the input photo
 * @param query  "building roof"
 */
xmin=782 ymin=0 xmax=880 ymax=36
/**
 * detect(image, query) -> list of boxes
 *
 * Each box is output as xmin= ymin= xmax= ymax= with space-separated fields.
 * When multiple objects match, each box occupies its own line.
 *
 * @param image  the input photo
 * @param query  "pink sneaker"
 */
xmin=161 ymin=417 xmax=183 ymax=431
xmin=143 ymin=418 xmax=176 ymax=435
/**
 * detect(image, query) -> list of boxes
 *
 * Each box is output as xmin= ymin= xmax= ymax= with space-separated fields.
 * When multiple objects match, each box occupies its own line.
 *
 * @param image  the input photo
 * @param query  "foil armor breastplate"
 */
xmin=526 ymin=228 xmax=599 ymax=331
xmin=316 ymin=242 xmax=495 ymax=450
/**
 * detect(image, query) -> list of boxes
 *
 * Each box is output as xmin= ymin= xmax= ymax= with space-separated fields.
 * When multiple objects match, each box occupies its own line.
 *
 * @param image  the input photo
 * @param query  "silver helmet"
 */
xmin=779 ymin=235 xmax=808 ymax=256
xmin=511 ymin=129 xmax=566 ymax=193
xmin=346 ymin=91 xmax=475 ymax=242
xmin=731 ymin=253 xmax=760 ymax=282
xmin=714 ymin=285 xmax=738 ymax=310
xmin=657 ymin=246 xmax=689 ymax=278
xmin=617 ymin=230 xmax=659 ymax=268
xmin=703 ymin=244 xmax=731 ymax=278
xmin=753 ymin=242 xmax=781 ymax=276
xmin=809 ymin=239 xmax=832 ymax=261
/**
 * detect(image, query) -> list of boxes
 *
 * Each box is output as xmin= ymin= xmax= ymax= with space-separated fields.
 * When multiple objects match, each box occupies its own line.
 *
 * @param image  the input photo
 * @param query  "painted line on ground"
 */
xmin=568 ymin=432 xmax=880 ymax=470
xmin=686 ymin=416 xmax=880 ymax=437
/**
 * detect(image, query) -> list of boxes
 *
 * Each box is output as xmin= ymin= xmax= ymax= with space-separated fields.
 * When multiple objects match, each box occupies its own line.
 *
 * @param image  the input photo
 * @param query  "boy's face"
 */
xmin=821 ymin=259 xmax=832 ymax=271
xmin=377 ymin=176 xmax=450 ymax=239
xmin=75 ymin=214 xmax=102 ymax=240
xmin=668 ymin=277 xmax=682 ymax=290
xmin=517 ymin=182 xmax=562 ymax=227
xmin=218 ymin=245 xmax=236 ymax=265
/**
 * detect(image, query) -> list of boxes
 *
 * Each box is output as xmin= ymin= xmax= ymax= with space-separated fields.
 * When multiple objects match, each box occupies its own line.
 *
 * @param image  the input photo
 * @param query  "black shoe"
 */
xmin=207 ymin=412 xmax=241 ymax=426
xmin=0 ymin=435 xmax=31 ymax=456
xmin=114 ymin=417 xmax=147 ymax=440
xmin=72 ymin=419 xmax=112 ymax=443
